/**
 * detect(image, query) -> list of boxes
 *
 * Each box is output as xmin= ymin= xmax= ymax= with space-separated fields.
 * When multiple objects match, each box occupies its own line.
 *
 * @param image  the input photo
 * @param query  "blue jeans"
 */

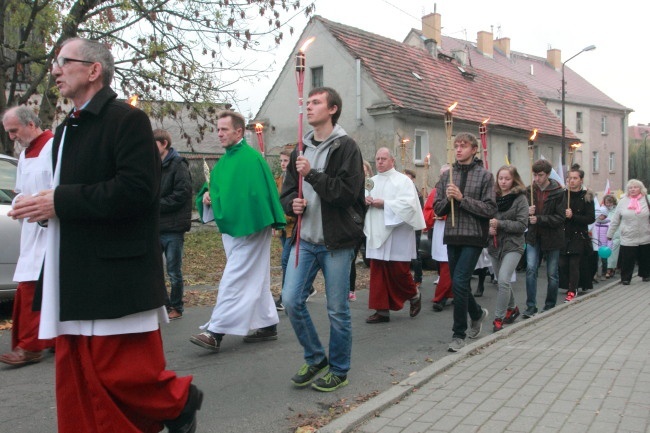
xmin=447 ymin=245 xmax=484 ymax=339
xmin=283 ymin=240 xmax=354 ymax=376
xmin=525 ymin=244 xmax=559 ymax=310
xmin=160 ymin=232 xmax=185 ymax=312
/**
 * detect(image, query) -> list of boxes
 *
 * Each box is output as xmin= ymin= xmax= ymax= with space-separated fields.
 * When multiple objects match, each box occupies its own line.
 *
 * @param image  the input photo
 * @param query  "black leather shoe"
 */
xmin=366 ymin=313 xmax=390 ymax=323
xmin=165 ymin=384 xmax=203 ymax=433
xmin=243 ymin=328 xmax=278 ymax=343
xmin=622 ymin=281 xmax=631 ymax=285
xmin=409 ymin=293 xmax=422 ymax=317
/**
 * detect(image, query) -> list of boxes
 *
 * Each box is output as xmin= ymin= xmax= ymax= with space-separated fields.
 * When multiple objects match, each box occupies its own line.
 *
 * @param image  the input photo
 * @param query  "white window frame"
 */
xmin=414 ymin=130 xmax=429 ymax=165
xmin=601 ymin=116 xmax=608 ymax=135
xmin=592 ymin=151 xmax=599 ymax=173
xmin=311 ymin=66 xmax=323 ymax=89
xmin=609 ymin=152 xmax=616 ymax=172
xmin=576 ymin=112 xmax=583 ymax=133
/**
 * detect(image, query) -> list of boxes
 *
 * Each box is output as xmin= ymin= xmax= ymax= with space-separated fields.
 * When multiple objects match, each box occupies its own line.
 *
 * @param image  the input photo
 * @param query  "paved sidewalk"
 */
xmin=322 ymin=278 xmax=650 ymax=433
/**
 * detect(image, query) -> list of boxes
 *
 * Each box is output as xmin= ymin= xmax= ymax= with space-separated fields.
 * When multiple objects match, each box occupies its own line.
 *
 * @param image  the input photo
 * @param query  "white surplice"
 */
xmin=13 ymin=138 xmax=53 ymax=282
xmin=364 ymin=168 xmax=426 ymax=262
xmin=201 ymin=226 xmax=279 ymax=335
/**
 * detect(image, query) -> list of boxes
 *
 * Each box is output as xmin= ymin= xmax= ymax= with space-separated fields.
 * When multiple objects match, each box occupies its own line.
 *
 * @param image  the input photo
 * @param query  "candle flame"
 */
xmin=570 ymin=142 xmax=582 ymax=150
xmin=447 ymin=102 xmax=458 ymax=112
xmin=255 ymin=123 xmax=264 ymax=133
xmin=529 ymin=129 xmax=538 ymax=141
xmin=128 ymin=95 xmax=139 ymax=107
xmin=482 ymin=118 xmax=490 ymax=124
xmin=425 ymin=153 xmax=430 ymax=165
xmin=299 ymin=37 xmax=315 ymax=53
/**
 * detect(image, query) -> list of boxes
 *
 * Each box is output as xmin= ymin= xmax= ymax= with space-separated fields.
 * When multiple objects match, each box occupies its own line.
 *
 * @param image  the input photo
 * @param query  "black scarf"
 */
xmin=497 ymin=192 xmax=518 ymax=212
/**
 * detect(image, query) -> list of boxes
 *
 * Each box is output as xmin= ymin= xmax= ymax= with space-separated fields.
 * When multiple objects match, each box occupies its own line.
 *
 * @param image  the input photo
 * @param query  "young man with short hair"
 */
xmin=154 ymin=128 xmax=193 ymax=321
xmin=281 ymin=87 xmax=365 ymax=392
xmin=433 ymin=133 xmax=496 ymax=353
xmin=523 ymin=159 xmax=566 ymax=317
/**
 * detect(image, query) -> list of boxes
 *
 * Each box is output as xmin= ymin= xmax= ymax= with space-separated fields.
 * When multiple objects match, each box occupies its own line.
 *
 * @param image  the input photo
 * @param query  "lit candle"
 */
xmin=128 ymin=95 xmax=139 ymax=107
xmin=479 ymin=118 xmax=490 ymax=170
xmin=293 ymin=37 xmax=315 ymax=266
xmin=444 ymin=102 xmax=458 ymax=227
xmin=422 ymin=153 xmax=430 ymax=198
xmin=567 ymin=142 xmax=582 ymax=208
xmin=528 ymin=129 xmax=538 ymax=204
xmin=254 ymin=123 xmax=265 ymax=156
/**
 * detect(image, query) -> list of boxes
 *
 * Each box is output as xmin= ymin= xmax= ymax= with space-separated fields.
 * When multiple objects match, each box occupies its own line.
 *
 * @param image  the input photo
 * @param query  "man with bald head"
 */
xmin=0 ymin=106 xmax=54 ymax=367
xmin=9 ymin=38 xmax=201 ymax=433
xmin=364 ymin=148 xmax=426 ymax=323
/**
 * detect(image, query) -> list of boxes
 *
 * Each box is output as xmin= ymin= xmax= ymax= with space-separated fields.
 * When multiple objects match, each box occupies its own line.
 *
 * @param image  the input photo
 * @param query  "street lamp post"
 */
xmin=561 ymin=44 xmax=596 ymax=171
xmin=637 ymin=131 xmax=648 ymax=185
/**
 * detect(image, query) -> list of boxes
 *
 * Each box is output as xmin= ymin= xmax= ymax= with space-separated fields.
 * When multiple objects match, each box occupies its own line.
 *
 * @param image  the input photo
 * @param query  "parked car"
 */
xmin=0 ymin=154 xmax=19 ymax=300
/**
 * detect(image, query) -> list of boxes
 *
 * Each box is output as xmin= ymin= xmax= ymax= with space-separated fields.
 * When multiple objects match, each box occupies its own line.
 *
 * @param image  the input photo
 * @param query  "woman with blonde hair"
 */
xmin=607 ymin=179 xmax=650 ymax=285
xmin=487 ymin=165 xmax=528 ymax=331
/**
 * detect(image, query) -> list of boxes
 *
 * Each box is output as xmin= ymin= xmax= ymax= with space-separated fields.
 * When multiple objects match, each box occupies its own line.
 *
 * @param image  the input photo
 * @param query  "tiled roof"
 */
xmin=317 ymin=16 xmax=568 ymax=139
xmin=438 ymin=35 xmax=629 ymax=112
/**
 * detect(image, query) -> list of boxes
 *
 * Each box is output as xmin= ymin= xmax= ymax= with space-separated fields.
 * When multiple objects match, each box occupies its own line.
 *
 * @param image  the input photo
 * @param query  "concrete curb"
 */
xmin=319 ymin=279 xmax=620 ymax=433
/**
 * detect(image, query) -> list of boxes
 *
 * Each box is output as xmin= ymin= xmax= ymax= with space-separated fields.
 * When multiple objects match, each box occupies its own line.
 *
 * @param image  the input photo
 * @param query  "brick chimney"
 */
xmin=547 ymin=48 xmax=561 ymax=70
xmin=494 ymin=37 xmax=510 ymax=58
xmin=477 ymin=31 xmax=493 ymax=58
xmin=422 ymin=12 xmax=441 ymax=44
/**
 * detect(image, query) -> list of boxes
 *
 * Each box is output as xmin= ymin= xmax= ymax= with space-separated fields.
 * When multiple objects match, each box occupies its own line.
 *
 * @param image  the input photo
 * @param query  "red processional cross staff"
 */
xmin=294 ymin=37 xmax=314 ymax=266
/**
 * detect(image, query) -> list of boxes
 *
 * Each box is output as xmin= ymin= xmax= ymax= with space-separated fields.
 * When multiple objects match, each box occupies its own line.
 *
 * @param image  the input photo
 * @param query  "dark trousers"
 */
xmin=447 ymin=245 xmax=484 ymax=339
xmin=411 ymin=230 xmax=423 ymax=283
xmin=619 ymin=243 xmax=650 ymax=282
xmin=559 ymin=253 xmax=582 ymax=293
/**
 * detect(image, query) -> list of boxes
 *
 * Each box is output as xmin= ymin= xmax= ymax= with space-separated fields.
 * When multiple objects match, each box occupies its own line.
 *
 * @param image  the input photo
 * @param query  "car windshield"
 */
xmin=0 ymin=158 xmax=17 ymax=204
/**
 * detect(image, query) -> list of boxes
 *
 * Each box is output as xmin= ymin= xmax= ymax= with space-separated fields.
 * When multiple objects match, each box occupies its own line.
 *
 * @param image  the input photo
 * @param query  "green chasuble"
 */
xmin=196 ymin=139 xmax=286 ymax=237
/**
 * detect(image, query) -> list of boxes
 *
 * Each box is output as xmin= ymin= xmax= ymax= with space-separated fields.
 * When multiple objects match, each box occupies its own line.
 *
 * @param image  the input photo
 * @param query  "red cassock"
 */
xmin=368 ymin=260 xmax=418 ymax=311
xmin=11 ymin=282 xmax=54 ymax=352
xmin=55 ymin=330 xmax=191 ymax=433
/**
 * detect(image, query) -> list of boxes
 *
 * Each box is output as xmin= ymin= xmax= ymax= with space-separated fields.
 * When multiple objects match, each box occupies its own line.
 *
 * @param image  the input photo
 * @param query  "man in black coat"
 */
xmin=154 ymin=128 xmax=193 ymax=320
xmin=9 ymin=37 xmax=201 ymax=433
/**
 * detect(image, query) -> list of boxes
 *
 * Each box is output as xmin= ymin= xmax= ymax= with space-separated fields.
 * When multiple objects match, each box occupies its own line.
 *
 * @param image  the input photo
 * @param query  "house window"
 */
xmin=576 ymin=112 xmax=583 ymax=133
xmin=592 ymin=151 xmax=599 ymax=173
xmin=311 ymin=67 xmax=323 ymax=88
xmin=507 ymin=142 xmax=514 ymax=164
xmin=601 ymin=116 xmax=608 ymax=135
xmin=414 ymin=130 xmax=429 ymax=165
xmin=609 ymin=152 xmax=616 ymax=172
xmin=546 ymin=147 xmax=554 ymax=163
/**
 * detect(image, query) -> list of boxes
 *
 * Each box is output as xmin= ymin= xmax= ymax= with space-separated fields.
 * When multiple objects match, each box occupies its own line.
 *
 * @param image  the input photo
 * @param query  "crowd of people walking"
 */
xmin=3 ymin=47 xmax=650 ymax=432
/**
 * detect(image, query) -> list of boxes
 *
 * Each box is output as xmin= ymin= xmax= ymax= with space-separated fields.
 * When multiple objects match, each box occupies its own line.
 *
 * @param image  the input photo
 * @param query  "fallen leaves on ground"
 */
xmin=179 ymin=225 xmax=372 ymax=307
xmin=289 ymin=391 xmax=381 ymax=432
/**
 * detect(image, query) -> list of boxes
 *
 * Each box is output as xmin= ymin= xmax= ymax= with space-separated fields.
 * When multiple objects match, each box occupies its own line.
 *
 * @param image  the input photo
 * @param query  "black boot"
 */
xmin=164 ymin=384 xmax=204 ymax=433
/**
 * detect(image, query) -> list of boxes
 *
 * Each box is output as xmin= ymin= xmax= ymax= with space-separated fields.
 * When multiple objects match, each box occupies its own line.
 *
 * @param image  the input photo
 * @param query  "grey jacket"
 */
xmin=487 ymin=189 xmax=528 ymax=260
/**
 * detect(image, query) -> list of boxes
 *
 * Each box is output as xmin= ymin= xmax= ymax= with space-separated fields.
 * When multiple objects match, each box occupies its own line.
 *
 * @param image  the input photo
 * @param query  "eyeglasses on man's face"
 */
xmin=51 ymin=57 xmax=95 ymax=68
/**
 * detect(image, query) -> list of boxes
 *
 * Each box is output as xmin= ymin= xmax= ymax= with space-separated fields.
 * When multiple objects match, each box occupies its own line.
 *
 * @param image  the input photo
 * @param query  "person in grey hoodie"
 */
xmin=280 ymin=87 xmax=365 ymax=392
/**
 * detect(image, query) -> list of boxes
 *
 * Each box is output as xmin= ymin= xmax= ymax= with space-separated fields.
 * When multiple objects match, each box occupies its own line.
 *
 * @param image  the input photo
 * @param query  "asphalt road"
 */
xmin=0 ymin=263 xmax=577 ymax=432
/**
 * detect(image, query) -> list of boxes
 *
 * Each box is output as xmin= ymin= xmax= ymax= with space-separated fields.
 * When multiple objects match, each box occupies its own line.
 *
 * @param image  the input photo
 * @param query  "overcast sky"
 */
xmin=230 ymin=0 xmax=647 ymax=127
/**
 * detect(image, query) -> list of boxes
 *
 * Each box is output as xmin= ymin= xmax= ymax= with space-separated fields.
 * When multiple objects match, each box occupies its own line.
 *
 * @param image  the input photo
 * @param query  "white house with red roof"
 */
xmin=252 ymin=14 xmax=622 ymax=192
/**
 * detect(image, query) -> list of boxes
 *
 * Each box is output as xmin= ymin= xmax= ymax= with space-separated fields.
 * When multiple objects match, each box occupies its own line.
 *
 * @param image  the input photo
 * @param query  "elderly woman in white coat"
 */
xmin=607 ymin=179 xmax=650 ymax=285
